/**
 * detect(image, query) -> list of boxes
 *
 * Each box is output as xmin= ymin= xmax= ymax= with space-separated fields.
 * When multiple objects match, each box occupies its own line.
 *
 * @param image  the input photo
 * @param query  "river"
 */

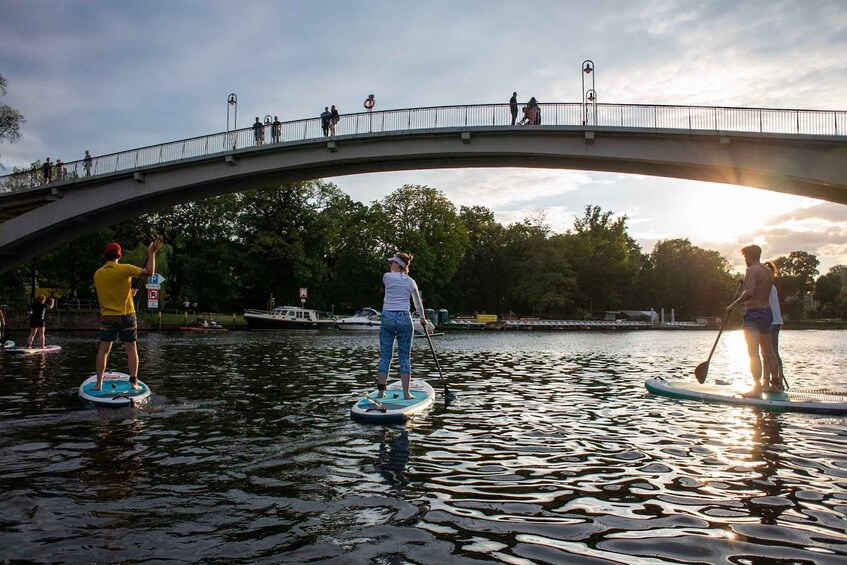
xmin=1 ymin=329 xmax=846 ymax=563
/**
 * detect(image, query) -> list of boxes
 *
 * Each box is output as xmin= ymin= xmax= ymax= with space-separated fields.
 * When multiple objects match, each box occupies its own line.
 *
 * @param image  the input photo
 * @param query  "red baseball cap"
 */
xmin=105 ymin=242 xmax=122 ymax=257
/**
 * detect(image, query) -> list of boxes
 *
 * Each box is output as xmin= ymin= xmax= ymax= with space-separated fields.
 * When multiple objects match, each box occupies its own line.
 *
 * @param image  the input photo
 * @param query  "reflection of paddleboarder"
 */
xmin=0 ymin=305 xmax=9 ymax=345
xmin=92 ymin=240 xmax=163 ymax=391
xmin=26 ymin=295 xmax=55 ymax=349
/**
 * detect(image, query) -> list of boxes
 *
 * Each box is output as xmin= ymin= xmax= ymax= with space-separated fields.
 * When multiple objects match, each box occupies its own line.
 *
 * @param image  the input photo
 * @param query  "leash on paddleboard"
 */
xmin=695 ymin=280 xmax=744 ymax=384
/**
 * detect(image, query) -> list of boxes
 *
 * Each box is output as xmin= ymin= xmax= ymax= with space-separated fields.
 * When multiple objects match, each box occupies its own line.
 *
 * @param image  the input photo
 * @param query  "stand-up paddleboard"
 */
xmin=4 ymin=344 xmax=62 ymax=355
xmin=79 ymin=372 xmax=151 ymax=408
xmin=351 ymin=379 xmax=435 ymax=423
xmin=645 ymin=377 xmax=847 ymax=415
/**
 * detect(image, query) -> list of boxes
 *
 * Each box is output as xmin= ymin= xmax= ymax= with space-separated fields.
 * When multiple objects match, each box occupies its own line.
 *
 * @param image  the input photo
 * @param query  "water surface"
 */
xmin=1 ymin=330 xmax=846 ymax=563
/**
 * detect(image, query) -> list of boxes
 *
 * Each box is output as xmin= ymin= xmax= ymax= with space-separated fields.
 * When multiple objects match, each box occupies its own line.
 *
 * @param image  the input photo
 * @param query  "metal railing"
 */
xmin=2 ymin=102 xmax=845 ymax=193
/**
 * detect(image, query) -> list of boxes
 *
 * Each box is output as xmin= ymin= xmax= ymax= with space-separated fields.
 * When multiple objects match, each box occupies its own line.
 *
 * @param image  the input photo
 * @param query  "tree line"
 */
xmin=1 ymin=181 xmax=844 ymax=320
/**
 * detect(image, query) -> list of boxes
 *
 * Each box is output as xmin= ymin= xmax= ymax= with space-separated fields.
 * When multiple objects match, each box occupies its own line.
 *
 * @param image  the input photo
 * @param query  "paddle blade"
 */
xmin=694 ymin=361 xmax=709 ymax=384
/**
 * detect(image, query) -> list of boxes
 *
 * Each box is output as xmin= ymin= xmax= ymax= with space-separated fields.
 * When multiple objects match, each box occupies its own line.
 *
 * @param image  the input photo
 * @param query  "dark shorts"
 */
xmin=100 ymin=314 xmax=137 ymax=343
xmin=29 ymin=318 xmax=45 ymax=329
xmin=742 ymin=307 xmax=773 ymax=334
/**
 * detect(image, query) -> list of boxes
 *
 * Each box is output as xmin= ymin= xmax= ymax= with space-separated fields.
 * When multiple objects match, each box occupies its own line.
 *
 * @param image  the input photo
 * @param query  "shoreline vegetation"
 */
xmin=2 ymin=183 xmax=844 ymax=324
xmin=1 ymin=309 xmax=844 ymax=332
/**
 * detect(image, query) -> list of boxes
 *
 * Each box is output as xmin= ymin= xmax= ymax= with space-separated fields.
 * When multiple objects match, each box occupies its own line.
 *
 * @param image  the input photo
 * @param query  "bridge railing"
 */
xmin=2 ymin=102 xmax=845 ymax=193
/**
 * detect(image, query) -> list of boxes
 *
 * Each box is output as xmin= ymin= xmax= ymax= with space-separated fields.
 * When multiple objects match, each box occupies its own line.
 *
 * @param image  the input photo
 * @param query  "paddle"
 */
xmin=420 ymin=320 xmax=454 ymax=401
xmin=695 ymin=280 xmax=744 ymax=384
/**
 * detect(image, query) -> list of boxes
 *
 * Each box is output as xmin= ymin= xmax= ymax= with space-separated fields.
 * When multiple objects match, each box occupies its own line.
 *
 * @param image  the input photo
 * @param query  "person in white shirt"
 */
xmin=377 ymin=253 xmax=425 ymax=400
xmin=763 ymin=261 xmax=785 ymax=389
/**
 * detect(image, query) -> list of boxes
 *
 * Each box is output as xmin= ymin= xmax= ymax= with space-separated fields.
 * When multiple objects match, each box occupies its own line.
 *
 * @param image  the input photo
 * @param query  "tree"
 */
xmin=0 ymin=73 xmax=25 ymax=170
xmin=562 ymin=205 xmax=643 ymax=313
xmin=453 ymin=206 xmax=507 ymax=314
xmin=773 ymin=251 xmax=820 ymax=301
xmin=641 ymin=238 xmax=736 ymax=318
xmin=814 ymin=265 xmax=847 ymax=318
xmin=375 ymin=185 xmax=469 ymax=307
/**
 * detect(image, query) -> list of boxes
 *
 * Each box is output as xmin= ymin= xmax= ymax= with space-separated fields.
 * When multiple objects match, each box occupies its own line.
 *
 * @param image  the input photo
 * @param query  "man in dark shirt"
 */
xmin=509 ymin=92 xmax=518 ymax=125
xmin=252 ymin=117 xmax=263 ymax=146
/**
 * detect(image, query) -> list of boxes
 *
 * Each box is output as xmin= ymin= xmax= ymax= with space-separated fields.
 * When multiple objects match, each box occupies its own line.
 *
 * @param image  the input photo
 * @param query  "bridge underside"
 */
xmin=1 ymin=126 xmax=845 ymax=273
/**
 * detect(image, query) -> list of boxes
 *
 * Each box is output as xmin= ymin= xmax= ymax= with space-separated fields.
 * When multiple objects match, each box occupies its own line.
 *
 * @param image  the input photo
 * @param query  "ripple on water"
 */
xmin=1 ymin=330 xmax=847 ymax=562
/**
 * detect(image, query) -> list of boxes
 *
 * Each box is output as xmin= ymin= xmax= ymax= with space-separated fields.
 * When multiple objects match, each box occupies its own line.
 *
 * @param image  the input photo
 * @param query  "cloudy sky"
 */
xmin=1 ymin=0 xmax=846 ymax=273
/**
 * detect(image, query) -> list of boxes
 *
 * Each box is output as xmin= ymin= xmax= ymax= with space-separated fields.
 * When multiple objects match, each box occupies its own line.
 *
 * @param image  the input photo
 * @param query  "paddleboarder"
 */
xmin=92 ymin=240 xmax=163 ymax=391
xmin=25 ymin=295 xmax=55 ymax=349
xmin=726 ymin=245 xmax=781 ymax=395
xmin=377 ymin=253 xmax=425 ymax=400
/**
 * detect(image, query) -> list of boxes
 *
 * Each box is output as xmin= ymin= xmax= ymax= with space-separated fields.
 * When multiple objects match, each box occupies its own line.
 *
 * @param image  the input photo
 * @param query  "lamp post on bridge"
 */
xmin=582 ymin=60 xmax=595 ymax=126
xmin=227 ymin=93 xmax=238 ymax=150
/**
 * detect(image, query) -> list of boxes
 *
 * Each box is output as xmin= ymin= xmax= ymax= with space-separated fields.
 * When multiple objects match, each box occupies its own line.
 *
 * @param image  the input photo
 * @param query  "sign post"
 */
xmin=147 ymin=288 xmax=159 ymax=310
xmin=299 ymin=287 xmax=308 ymax=309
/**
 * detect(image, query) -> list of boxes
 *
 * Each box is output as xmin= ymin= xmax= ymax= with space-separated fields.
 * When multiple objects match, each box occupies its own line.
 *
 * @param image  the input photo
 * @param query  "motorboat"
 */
xmin=243 ymin=305 xmax=336 ymax=330
xmin=335 ymin=307 xmax=381 ymax=331
xmin=335 ymin=307 xmax=436 ymax=334
xmin=179 ymin=318 xmax=228 ymax=332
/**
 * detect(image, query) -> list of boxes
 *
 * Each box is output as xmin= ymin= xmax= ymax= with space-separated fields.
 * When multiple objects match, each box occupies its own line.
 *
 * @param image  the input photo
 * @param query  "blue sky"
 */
xmin=1 ymin=0 xmax=846 ymax=272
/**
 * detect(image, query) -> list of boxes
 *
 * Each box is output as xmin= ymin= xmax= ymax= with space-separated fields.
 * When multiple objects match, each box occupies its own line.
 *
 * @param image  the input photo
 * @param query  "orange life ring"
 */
xmin=364 ymin=97 xmax=375 ymax=110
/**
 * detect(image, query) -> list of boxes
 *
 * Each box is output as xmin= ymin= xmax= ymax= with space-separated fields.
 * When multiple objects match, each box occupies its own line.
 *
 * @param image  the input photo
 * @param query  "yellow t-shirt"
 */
xmin=94 ymin=261 xmax=143 ymax=316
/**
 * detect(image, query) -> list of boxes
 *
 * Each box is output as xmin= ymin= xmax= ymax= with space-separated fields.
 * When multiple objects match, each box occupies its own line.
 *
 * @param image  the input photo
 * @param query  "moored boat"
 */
xmin=244 ymin=305 xmax=336 ymax=330
xmin=335 ymin=307 xmax=435 ymax=334
xmin=179 ymin=318 xmax=228 ymax=332
xmin=335 ymin=307 xmax=381 ymax=331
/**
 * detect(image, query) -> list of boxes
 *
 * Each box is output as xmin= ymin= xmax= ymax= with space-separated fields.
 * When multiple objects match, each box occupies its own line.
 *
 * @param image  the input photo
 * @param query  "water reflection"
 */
xmin=0 ymin=330 xmax=846 ymax=563
xmin=374 ymin=428 xmax=411 ymax=493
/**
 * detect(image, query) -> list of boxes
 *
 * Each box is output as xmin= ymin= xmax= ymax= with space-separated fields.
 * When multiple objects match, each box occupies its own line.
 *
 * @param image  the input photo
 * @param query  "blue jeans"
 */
xmin=378 ymin=311 xmax=413 ymax=376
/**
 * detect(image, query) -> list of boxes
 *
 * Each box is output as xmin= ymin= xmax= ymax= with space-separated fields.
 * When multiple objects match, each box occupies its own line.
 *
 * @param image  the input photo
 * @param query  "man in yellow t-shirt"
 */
xmin=92 ymin=240 xmax=163 ymax=391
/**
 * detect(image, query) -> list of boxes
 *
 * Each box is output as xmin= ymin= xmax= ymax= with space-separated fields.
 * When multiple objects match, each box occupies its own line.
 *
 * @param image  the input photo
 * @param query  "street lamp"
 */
xmin=227 ymin=93 xmax=238 ymax=149
xmin=581 ymin=60 xmax=595 ymax=125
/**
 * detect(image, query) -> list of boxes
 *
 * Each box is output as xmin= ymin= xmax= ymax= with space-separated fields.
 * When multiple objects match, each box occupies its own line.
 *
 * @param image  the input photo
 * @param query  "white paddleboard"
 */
xmin=646 ymin=377 xmax=847 ymax=415
xmin=4 ymin=344 xmax=62 ymax=355
xmin=79 ymin=372 xmax=151 ymax=408
xmin=351 ymin=379 xmax=435 ymax=423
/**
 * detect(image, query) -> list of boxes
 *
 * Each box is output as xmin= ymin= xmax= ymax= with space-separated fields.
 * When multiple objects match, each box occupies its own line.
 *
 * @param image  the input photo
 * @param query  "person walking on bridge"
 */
xmin=509 ymin=92 xmax=518 ymax=125
xmin=83 ymin=150 xmax=93 ymax=176
xmin=320 ymin=106 xmax=331 ymax=137
xmin=253 ymin=117 xmax=264 ymax=146
xmin=41 ymin=158 xmax=52 ymax=184
xmin=330 ymin=105 xmax=340 ymax=136
xmin=271 ymin=116 xmax=281 ymax=143
xmin=92 ymin=240 xmax=163 ymax=391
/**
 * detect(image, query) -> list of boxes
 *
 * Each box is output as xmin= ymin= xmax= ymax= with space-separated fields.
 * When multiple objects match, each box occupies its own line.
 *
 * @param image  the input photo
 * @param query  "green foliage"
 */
xmin=0 ymin=73 xmax=25 ymax=168
xmin=641 ymin=238 xmax=736 ymax=318
xmin=6 ymin=173 xmax=836 ymax=320
xmin=564 ymin=205 xmax=642 ymax=313
xmin=773 ymin=251 xmax=820 ymax=300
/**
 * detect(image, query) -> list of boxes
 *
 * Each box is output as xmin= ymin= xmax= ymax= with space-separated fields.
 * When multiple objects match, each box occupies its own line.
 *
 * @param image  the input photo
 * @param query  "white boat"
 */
xmin=243 ymin=305 xmax=336 ymax=330
xmin=335 ymin=307 xmax=436 ymax=334
xmin=335 ymin=307 xmax=381 ymax=331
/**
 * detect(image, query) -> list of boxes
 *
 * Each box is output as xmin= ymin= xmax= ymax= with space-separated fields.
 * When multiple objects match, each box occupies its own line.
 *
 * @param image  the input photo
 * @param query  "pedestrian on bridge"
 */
xmin=330 ymin=105 xmax=340 ymax=136
xmin=509 ymin=92 xmax=518 ymax=125
xmin=42 ymin=158 xmax=53 ymax=184
xmin=320 ymin=107 xmax=331 ymax=137
xmin=272 ymin=116 xmax=281 ymax=143
xmin=83 ymin=150 xmax=93 ymax=176
xmin=253 ymin=117 xmax=264 ymax=146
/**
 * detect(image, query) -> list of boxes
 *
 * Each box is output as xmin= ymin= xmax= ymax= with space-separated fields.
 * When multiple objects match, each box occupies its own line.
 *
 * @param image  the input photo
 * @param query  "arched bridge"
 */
xmin=1 ymin=102 xmax=846 ymax=274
